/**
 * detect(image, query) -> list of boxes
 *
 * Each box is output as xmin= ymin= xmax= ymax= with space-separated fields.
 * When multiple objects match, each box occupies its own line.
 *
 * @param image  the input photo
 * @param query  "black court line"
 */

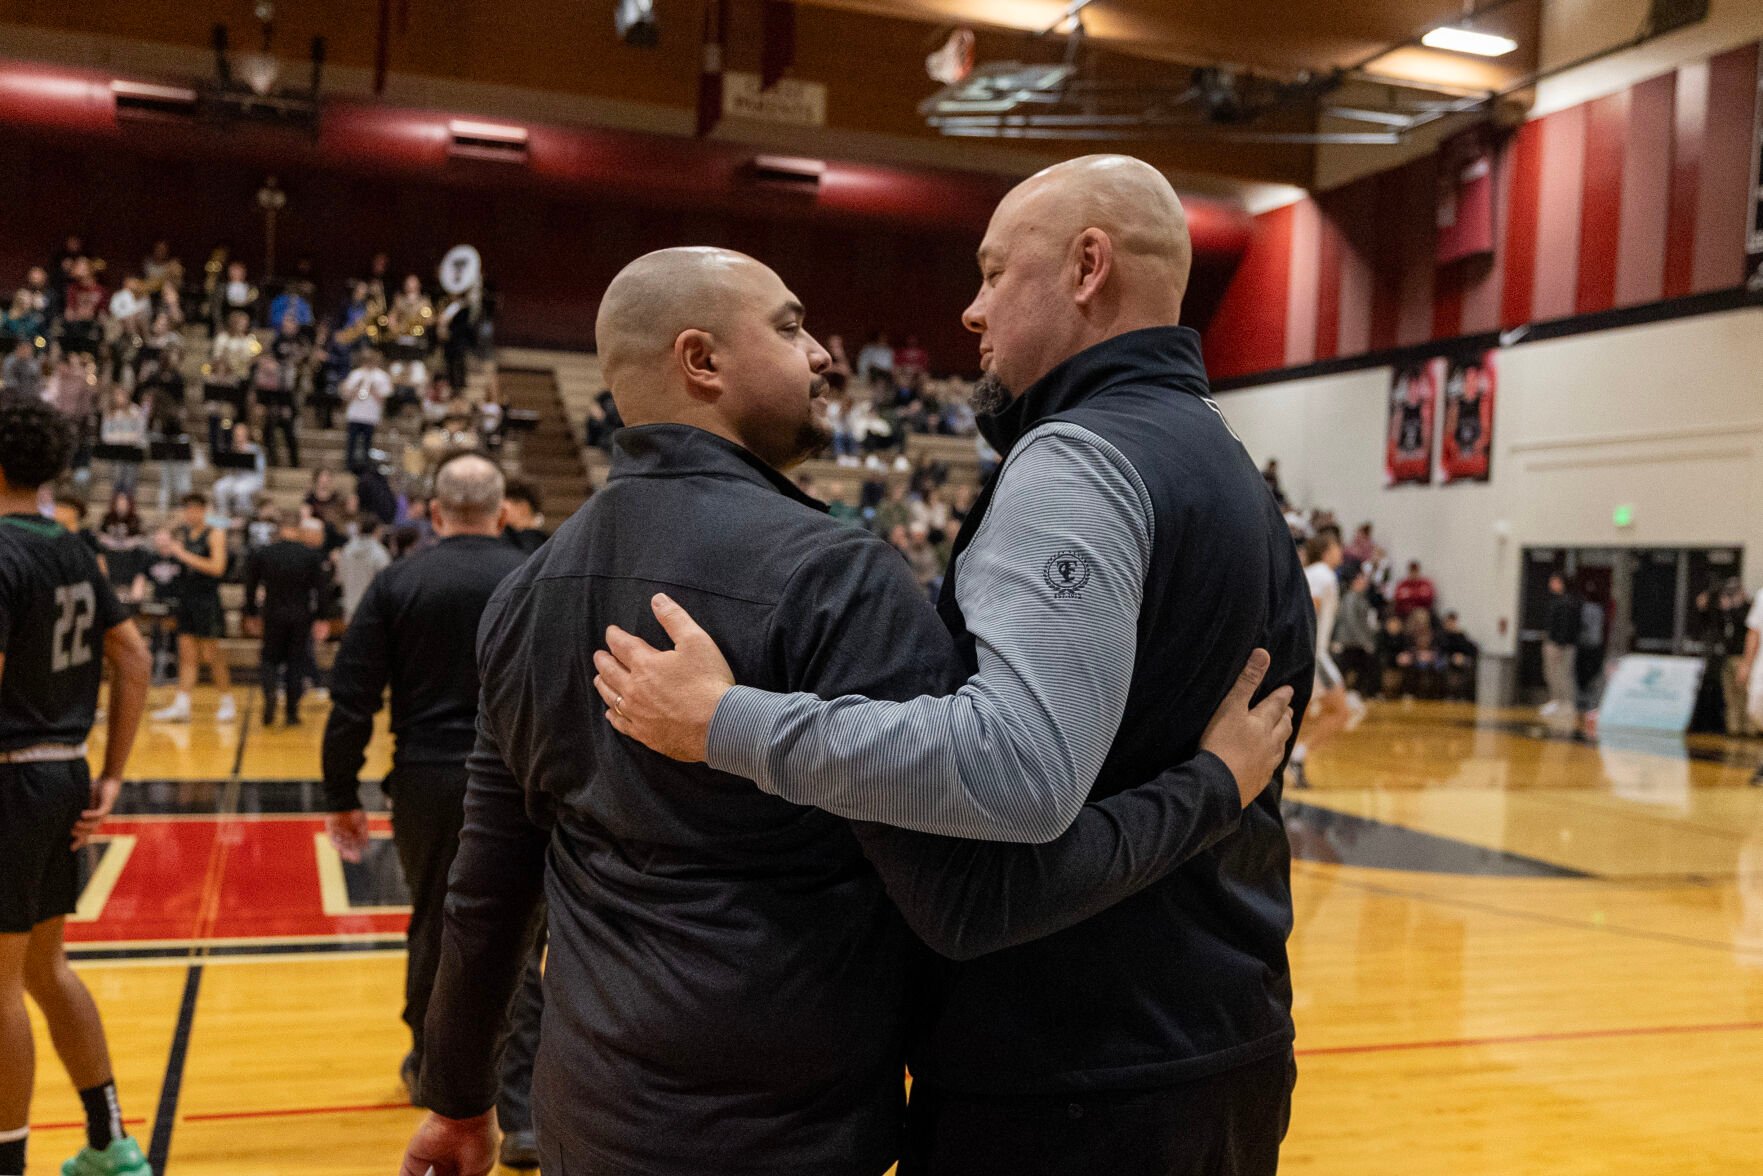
xmin=146 ymin=964 xmax=203 ymax=1173
xmin=69 ymin=937 xmax=408 ymax=963
xmin=144 ymin=704 xmax=251 ymax=1170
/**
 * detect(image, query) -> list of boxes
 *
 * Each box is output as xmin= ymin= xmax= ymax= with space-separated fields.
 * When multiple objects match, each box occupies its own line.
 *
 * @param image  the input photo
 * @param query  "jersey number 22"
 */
xmin=52 ymin=582 xmax=96 ymax=672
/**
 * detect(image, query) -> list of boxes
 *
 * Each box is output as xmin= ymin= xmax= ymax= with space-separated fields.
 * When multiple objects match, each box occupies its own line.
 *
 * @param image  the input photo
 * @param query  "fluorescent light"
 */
xmin=447 ymin=118 xmax=528 ymax=144
xmin=111 ymin=80 xmax=199 ymax=103
xmin=1421 ymin=26 xmax=1518 ymax=57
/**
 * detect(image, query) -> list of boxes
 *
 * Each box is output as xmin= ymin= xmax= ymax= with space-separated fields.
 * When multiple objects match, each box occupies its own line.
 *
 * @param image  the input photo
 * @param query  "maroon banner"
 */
xmin=1438 ymin=350 xmax=1497 ymax=483
xmin=1385 ymin=358 xmax=1439 ymax=487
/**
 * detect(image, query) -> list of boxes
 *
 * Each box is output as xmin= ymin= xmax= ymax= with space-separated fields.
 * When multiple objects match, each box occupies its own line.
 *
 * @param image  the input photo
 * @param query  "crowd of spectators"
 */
xmin=1 ymin=237 xmax=504 ymax=512
xmin=0 ymin=233 xmax=535 ymax=693
xmin=1264 ymin=459 xmax=1479 ymax=703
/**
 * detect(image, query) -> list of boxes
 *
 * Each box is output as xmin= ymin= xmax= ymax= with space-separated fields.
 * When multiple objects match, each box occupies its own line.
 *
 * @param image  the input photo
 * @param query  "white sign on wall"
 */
xmin=723 ymin=72 xmax=827 ymax=127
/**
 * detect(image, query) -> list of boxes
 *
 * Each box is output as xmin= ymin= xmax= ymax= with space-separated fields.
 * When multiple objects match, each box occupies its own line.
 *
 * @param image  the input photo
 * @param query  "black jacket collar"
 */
xmin=609 ymin=424 xmax=826 ymax=513
xmin=977 ymin=325 xmax=1209 ymax=454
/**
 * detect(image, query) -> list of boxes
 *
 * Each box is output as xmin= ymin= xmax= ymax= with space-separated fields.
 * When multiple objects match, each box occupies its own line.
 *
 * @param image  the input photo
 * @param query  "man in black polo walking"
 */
xmin=242 ymin=510 xmax=330 ymax=727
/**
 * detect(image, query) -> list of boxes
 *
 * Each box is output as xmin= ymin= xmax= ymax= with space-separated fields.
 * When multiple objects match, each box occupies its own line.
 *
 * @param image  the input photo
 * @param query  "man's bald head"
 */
xmin=432 ymin=452 xmax=505 ymax=533
xmin=1001 ymin=154 xmax=1191 ymax=306
xmin=964 ymin=154 xmax=1194 ymax=402
xmin=596 ymin=247 xmax=774 ymax=417
xmin=591 ymin=246 xmax=834 ymax=471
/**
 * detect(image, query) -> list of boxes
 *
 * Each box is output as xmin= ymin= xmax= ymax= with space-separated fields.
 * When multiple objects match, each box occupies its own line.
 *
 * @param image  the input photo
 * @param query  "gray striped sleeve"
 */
xmin=707 ymin=423 xmax=1154 ymax=843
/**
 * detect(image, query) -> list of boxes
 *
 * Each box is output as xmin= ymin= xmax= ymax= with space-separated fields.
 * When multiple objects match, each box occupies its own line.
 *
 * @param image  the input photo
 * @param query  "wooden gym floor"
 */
xmin=23 ymin=689 xmax=1763 ymax=1174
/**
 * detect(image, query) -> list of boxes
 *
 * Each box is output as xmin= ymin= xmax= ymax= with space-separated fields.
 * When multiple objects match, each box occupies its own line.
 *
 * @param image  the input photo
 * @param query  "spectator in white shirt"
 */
xmin=341 ymin=347 xmax=392 ymax=472
xmin=212 ymin=421 xmax=267 ymax=518
xmin=99 ymin=385 xmax=148 ymax=497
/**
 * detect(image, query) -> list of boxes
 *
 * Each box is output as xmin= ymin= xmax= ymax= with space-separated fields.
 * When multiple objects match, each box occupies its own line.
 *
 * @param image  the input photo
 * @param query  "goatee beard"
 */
xmin=969 ymin=372 xmax=1015 ymax=417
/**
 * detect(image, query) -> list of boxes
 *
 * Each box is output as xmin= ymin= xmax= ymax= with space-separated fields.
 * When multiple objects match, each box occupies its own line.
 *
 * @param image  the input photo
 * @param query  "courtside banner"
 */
xmin=1384 ymin=358 xmax=1438 ymax=487
xmin=1438 ymin=349 xmax=1496 ymax=484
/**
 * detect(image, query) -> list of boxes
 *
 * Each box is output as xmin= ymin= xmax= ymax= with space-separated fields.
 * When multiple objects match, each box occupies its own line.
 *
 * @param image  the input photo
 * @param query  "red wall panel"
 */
xmin=1202 ymin=203 xmax=1295 ymax=380
xmin=1691 ymin=41 xmax=1761 ymax=294
xmin=1500 ymin=117 xmax=1546 ymax=328
xmin=1613 ymin=71 xmax=1677 ymax=307
xmin=1575 ymin=90 xmax=1629 ymax=314
xmin=1663 ymin=60 xmax=1709 ymax=299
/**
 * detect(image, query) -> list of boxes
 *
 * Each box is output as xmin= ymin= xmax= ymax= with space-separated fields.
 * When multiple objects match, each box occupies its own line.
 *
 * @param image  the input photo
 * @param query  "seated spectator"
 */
xmin=158 ymin=281 xmax=187 ymax=328
xmin=1439 ymin=612 xmax=1479 ymax=701
xmin=825 ymin=496 xmax=863 ymax=527
xmin=387 ymin=274 xmax=434 ymax=356
xmin=388 ymin=356 xmax=429 ymax=420
xmin=150 ymin=397 xmax=194 ymax=513
xmin=856 ymin=331 xmax=894 ymax=389
xmin=218 ymin=260 xmax=258 ymax=326
xmin=871 ymin=480 xmax=912 ymax=536
xmin=890 ymin=522 xmax=941 ymax=594
xmin=99 ymin=385 xmax=149 ymax=497
xmin=823 ymin=334 xmax=853 ymax=393
xmin=1333 ymin=568 xmax=1381 ymax=697
xmin=2 ymin=337 xmax=42 ymax=398
xmin=59 ymin=257 xmax=106 ymax=356
xmin=824 ymin=391 xmax=860 ymax=465
xmin=1400 ymin=610 xmax=1447 ymax=699
xmin=246 ymin=498 xmax=282 ymax=551
xmin=98 ymin=489 xmax=144 ymax=548
xmin=261 ymin=311 xmax=307 ymax=467
xmin=141 ymin=240 xmax=182 ymax=299
xmin=1378 ymin=613 xmax=1410 ymax=699
xmin=353 ymin=461 xmax=399 ymax=529
xmin=337 ymin=513 xmax=392 ymax=622
xmin=304 ymin=467 xmax=348 ymax=531
xmin=1392 ymin=560 xmax=1437 ymax=619
xmin=894 ymin=334 xmax=929 ymax=384
xmin=502 ymin=478 xmax=548 ymax=553
xmin=212 ymin=422 xmax=267 ymax=519
xmin=1345 ymin=522 xmax=1381 ymax=568
xmin=45 ymin=353 xmax=98 ymax=422
xmin=207 ymin=309 xmax=258 ymax=452
xmin=5 ymin=266 xmax=51 ymax=346
xmin=268 ymin=282 xmax=315 ymax=336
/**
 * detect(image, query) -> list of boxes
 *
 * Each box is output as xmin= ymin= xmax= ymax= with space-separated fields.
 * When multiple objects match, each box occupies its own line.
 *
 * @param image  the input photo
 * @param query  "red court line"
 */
xmin=1298 ymin=1019 xmax=1763 ymax=1058
xmin=28 ymin=1116 xmax=147 ymax=1132
xmin=181 ymin=1101 xmax=415 ymax=1123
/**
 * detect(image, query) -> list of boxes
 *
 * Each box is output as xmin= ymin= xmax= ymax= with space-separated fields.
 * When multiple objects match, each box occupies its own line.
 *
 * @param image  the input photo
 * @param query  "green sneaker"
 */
xmin=61 ymin=1137 xmax=151 ymax=1176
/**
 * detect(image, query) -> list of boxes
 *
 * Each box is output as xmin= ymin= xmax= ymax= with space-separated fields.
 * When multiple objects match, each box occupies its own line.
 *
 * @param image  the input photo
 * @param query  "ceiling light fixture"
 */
xmin=1420 ymin=26 xmax=1518 ymax=57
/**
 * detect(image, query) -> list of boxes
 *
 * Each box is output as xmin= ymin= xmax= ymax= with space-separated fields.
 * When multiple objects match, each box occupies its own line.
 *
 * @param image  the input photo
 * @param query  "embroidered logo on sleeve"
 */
xmin=1043 ymin=551 xmax=1092 ymax=598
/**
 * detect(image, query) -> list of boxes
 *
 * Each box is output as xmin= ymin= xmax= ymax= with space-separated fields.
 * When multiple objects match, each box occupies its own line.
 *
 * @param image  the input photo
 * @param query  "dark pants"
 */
xmin=901 ymin=1050 xmax=1295 ymax=1176
xmin=346 ymin=421 xmax=376 ymax=472
xmin=1335 ymin=646 xmax=1378 ymax=697
xmin=263 ymin=406 xmax=300 ymax=468
xmin=259 ymin=616 xmax=311 ymax=721
xmin=388 ymin=763 xmax=543 ymax=1129
xmin=445 ymin=344 xmax=470 ymax=394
